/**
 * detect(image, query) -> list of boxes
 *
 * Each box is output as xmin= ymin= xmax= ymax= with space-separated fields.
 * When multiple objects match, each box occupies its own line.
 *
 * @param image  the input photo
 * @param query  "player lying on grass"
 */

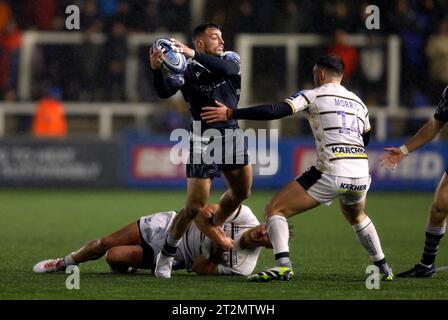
xmin=33 ymin=204 xmax=272 ymax=276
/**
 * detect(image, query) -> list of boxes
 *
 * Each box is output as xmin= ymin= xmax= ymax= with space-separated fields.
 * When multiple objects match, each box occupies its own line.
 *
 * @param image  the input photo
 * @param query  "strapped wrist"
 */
xmin=399 ymin=144 xmax=409 ymax=156
xmin=226 ymin=108 xmax=234 ymax=120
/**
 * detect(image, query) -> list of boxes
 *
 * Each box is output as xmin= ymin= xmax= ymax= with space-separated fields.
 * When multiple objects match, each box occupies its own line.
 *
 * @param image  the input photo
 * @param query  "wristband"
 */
xmin=226 ymin=108 xmax=234 ymax=120
xmin=399 ymin=144 xmax=409 ymax=156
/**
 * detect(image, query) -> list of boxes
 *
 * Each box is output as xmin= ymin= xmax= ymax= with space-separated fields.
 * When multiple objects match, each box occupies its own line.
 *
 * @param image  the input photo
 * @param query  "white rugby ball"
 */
xmin=153 ymin=38 xmax=187 ymax=74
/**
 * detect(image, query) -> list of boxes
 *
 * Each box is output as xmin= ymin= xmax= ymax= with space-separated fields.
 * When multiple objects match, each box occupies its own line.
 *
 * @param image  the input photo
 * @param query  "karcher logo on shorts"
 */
xmin=340 ymin=183 xmax=367 ymax=191
xmin=331 ymin=147 xmax=365 ymax=154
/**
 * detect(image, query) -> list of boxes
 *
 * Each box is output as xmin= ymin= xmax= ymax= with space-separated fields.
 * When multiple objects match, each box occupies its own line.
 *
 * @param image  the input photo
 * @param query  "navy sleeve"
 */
xmin=233 ymin=102 xmax=293 ymax=120
xmin=151 ymin=69 xmax=182 ymax=98
xmin=193 ymin=52 xmax=239 ymax=77
xmin=362 ymin=130 xmax=371 ymax=146
xmin=434 ymin=86 xmax=448 ymax=122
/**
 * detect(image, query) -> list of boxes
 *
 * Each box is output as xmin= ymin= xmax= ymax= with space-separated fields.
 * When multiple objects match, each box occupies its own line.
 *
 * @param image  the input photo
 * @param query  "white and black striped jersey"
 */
xmin=285 ymin=83 xmax=370 ymax=178
xmin=176 ymin=205 xmax=262 ymax=276
xmin=434 ymin=86 xmax=448 ymax=122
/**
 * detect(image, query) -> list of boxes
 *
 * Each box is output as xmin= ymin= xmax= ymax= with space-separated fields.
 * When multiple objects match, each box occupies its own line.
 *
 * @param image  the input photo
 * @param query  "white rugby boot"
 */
xmin=154 ymin=253 xmax=174 ymax=278
xmin=33 ymin=258 xmax=66 ymax=273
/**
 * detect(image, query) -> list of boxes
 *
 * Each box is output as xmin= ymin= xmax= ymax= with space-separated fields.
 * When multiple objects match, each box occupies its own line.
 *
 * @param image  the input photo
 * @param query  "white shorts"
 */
xmin=138 ymin=211 xmax=176 ymax=253
xmin=296 ymin=166 xmax=371 ymax=206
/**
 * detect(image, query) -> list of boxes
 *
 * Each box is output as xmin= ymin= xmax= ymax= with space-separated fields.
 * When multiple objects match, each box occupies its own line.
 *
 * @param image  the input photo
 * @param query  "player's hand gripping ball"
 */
xmin=153 ymin=38 xmax=187 ymax=74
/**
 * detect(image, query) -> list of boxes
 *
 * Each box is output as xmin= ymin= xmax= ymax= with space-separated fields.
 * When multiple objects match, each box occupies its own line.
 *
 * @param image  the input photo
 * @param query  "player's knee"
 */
xmin=264 ymin=204 xmax=273 ymax=217
xmin=184 ymin=205 xmax=202 ymax=220
xmin=105 ymin=248 xmax=118 ymax=265
xmin=430 ymin=200 xmax=448 ymax=220
xmin=235 ymin=187 xmax=251 ymax=201
xmin=350 ymin=213 xmax=367 ymax=225
xmin=99 ymin=237 xmax=113 ymax=250
xmin=264 ymin=203 xmax=282 ymax=218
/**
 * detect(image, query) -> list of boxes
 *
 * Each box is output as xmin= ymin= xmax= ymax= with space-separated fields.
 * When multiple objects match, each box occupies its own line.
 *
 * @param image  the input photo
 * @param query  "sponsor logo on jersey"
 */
xmin=194 ymin=80 xmax=226 ymax=92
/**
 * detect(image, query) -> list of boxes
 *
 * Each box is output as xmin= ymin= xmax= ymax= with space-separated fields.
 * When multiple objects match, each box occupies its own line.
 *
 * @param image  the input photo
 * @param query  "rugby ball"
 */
xmin=153 ymin=38 xmax=187 ymax=74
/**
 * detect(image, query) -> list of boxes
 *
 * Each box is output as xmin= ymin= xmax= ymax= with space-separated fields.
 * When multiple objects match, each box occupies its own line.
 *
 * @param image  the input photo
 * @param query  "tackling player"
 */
xmin=201 ymin=54 xmax=394 ymax=282
xmin=33 ymin=204 xmax=272 ymax=276
xmin=381 ymin=86 xmax=448 ymax=278
xmin=149 ymin=23 xmax=252 ymax=278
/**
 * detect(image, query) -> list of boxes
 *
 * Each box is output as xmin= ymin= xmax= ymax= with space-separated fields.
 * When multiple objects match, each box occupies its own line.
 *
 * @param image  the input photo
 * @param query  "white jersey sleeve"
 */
xmin=284 ymin=89 xmax=317 ymax=113
xmin=363 ymin=108 xmax=371 ymax=133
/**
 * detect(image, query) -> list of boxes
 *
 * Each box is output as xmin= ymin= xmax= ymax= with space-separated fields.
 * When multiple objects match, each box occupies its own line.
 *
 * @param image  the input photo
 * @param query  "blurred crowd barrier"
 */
xmin=0 ymin=136 xmax=444 ymax=190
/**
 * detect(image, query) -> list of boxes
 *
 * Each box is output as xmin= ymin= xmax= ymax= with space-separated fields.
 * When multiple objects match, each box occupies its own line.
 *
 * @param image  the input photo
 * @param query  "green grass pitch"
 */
xmin=1 ymin=189 xmax=447 ymax=300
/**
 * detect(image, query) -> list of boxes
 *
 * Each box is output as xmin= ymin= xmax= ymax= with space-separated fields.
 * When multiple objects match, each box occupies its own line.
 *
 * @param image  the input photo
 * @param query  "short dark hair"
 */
xmin=192 ymin=23 xmax=221 ymax=40
xmin=315 ymin=54 xmax=345 ymax=75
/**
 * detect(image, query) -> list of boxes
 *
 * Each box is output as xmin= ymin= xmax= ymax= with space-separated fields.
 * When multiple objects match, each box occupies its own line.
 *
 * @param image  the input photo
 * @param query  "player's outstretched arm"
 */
xmin=201 ymin=100 xmax=293 ymax=123
xmin=379 ymin=147 xmax=406 ymax=170
xmin=380 ymin=118 xmax=445 ymax=170
xmin=191 ymin=255 xmax=219 ymax=275
xmin=194 ymin=207 xmax=234 ymax=251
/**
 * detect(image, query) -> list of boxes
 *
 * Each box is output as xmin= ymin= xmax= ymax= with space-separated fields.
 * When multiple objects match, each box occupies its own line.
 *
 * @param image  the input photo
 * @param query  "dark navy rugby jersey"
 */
xmin=434 ymin=86 xmax=448 ymax=122
xmin=152 ymin=51 xmax=241 ymax=132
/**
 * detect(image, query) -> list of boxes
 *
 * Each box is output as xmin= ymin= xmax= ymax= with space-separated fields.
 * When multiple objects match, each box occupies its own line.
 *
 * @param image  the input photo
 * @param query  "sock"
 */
xmin=420 ymin=224 xmax=445 ymax=267
xmin=352 ymin=216 xmax=385 ymax=263
xmin=161 ymin=232 xmax=181 ymax=257
xmin=266 ymin=215 xmax=291 ymax=268
xmin=63 ymin=254 xmax=76 ymax=267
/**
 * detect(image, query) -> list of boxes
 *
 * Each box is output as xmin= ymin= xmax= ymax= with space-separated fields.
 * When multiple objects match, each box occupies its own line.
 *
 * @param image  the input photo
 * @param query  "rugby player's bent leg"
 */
xmin=155 ymin=178 xmax=210 ymax=278
xmin=214 ymin=165 xmax=252 ymax=226
xmin=106 ymin=245 xmax=143 ymax=274
xmin=398 ymin=173 xmax=448 ymax=278
xmin=33 ymin=222 xmax=141 ymax=273
xmin=248 ymin=181 xmax=319 ymax=282
xmin=340 ymin=200 xmax=394 ymax=281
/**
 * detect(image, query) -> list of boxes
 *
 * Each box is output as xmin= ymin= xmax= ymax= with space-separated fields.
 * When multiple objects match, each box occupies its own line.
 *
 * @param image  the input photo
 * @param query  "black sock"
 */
xmin=161 ymin=232 xmax=181 ymax=257
xmin=161 ymin=242 xmax=177 ymax=257
xmin=374 ymin=258 xmax=391 ymax=274
xmin=421 ymin=232 xmax=444 ymax=266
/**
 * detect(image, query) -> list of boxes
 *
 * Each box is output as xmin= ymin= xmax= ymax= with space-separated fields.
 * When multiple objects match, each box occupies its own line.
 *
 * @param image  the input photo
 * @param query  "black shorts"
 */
xmin=296 ymin=166 xmax=322 ymax=190
xmin=186 ymin=134 xmax=250 ymax=179
xmin=136 ymin=220 xmax=155 ymax=270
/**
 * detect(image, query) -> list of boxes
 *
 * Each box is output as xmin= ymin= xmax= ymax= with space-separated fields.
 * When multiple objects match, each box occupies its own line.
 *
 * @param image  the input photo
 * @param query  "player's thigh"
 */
xmin=106 ymin=245 xmax=143 ymax=267
xmin=102 ymin=221 xmax=141 ymax=248
xmin=266 ymin=180 xmax=320 ymax=219
xmin=338 ymin=176 xmax=370 ymax=223
xmin=223 ymin=164 xmax=252 ymax=195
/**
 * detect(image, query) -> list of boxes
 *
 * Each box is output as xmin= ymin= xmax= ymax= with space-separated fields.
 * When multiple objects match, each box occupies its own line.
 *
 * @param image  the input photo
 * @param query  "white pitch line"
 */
xmin=435 ymin=265 xmax=448 ymax=272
